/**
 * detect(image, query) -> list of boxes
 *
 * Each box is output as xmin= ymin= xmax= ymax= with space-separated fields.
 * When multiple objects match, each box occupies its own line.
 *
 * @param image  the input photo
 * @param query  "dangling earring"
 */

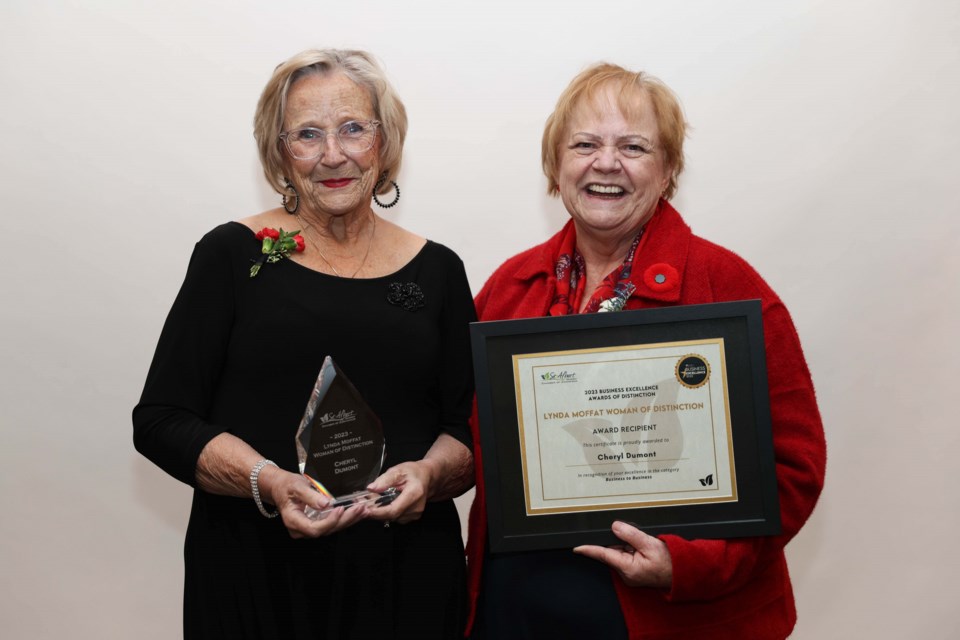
xmin=373 ymin=173 xmax=400 ymax=209
xmin=282 ymin=178 xmax=300 ymax=214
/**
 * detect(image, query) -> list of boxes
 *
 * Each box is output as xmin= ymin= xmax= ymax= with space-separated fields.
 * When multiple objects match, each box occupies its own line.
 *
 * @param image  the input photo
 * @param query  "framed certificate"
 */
xmin=470 ymin=300 xmax=780 ymax=553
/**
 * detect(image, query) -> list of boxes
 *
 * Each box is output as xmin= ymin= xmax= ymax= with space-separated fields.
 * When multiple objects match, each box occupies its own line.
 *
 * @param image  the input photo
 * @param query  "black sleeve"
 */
xmin=132 ymin=227 xmax=237 ymax=486
xmin=435 ymin=246 xmax=478 ymax=451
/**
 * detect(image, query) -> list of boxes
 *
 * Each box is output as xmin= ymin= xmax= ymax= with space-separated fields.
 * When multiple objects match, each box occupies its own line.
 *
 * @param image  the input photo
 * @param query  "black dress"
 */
xmin=133 ymin=222 xmax=476 ymax=639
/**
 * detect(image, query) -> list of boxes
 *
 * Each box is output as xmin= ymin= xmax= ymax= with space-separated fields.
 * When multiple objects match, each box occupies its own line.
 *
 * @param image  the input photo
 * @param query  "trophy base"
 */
xmin=304 ymin=487 xmax=400 ymax=520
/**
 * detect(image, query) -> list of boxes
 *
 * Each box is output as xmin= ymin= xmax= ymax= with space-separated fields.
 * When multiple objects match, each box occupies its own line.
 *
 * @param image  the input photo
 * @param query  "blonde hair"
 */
xmin=253 ymin=49 xmax=408 ymax=195
xmin=542 ymin=63 xmax=687 ymax=200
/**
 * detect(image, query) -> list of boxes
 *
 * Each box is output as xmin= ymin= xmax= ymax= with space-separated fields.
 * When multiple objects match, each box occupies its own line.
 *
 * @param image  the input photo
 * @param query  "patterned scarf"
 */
xmin=549 ymin=225 xmax=645 ymax=316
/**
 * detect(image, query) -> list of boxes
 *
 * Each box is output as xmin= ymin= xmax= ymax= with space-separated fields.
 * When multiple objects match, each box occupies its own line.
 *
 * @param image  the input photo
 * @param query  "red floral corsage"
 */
xmin=249 ymin=227 xmax=305 ymax=278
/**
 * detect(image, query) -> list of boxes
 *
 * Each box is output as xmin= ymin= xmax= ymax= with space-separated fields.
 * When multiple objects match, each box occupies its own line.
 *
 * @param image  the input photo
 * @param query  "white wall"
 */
xmin=2 ymin=1 xmax=958 ymax=637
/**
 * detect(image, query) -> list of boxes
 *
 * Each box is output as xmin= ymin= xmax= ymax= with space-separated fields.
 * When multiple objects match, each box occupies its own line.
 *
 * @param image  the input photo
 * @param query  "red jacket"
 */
xmin=466 ymin=202 xmax=826 ymax=639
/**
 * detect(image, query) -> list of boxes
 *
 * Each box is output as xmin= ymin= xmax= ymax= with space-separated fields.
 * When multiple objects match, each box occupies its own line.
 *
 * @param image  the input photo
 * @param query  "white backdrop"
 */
xmin=2 ymin=1 xmax=958 ymax=638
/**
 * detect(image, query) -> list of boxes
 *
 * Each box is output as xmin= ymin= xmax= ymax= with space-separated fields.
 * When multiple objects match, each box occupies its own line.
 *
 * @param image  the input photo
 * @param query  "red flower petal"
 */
xmin=255 ymin=227 xmax=280 ymax=241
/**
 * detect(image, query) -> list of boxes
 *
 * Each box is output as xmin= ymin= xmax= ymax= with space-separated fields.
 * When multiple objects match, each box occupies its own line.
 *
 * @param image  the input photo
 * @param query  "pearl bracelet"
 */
xmin=250 ymin=459 xmax=279 ymax=518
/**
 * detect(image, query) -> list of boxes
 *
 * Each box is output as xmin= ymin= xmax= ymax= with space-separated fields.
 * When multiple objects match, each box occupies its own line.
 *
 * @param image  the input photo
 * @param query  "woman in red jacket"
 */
xmin=466 ymin=63 xmax=826 ymax=640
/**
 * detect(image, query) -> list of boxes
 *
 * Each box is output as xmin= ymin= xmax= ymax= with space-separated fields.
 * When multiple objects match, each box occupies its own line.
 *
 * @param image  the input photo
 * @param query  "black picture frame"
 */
xmin=470 ymin=300 xmax=780 ymax=553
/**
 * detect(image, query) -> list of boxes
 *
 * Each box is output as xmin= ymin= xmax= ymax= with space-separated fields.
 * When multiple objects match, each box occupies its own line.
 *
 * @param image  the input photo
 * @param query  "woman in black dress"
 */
xmin=133 ymin=49 xmax=476 ymax=639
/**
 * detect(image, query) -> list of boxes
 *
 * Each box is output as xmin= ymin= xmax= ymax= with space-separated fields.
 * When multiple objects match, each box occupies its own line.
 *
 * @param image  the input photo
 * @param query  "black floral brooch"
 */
xmin=387 ymin=282 xmax=425 ymax=311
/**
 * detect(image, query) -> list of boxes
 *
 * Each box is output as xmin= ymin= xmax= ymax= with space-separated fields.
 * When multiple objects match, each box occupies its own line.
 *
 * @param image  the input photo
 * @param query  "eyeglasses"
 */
xmin=569 ymin=138 xmax=654 ymax=160
xmin=279 ymin=120 xmax=381 ymax=159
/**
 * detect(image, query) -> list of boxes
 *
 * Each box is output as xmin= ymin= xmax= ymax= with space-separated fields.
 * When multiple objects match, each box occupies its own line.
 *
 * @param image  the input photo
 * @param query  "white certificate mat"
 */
xmin=514 ymin=339 xmax=736 ymax=515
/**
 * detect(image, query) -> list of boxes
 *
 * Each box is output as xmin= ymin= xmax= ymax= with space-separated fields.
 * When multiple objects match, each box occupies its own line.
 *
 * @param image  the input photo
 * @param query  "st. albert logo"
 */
xmin=675 ymin=354 xmax=710 ymax=389
xmin=317 ymin=409 xmax=357 ymax=427
xmin=539 ymin=370 xmax=577 ymax=384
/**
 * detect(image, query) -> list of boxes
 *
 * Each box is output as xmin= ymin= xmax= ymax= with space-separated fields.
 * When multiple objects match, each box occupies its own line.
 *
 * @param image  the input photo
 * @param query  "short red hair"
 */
xmin=542 ymin=63 xmax=687 ymax=200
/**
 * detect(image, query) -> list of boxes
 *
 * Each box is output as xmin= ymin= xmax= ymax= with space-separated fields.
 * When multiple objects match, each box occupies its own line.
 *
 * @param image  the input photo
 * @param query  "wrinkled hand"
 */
xmin=574 ymin=521 xmax=673 ymax=588
xmin=365 ymin=460 xmax=436 ymax=524
xmin=261 ymin=467 xmax=368 ymax=538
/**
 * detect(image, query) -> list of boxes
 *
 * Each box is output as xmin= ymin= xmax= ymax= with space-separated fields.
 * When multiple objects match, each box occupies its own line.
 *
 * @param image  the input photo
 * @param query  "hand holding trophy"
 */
xmin=295 ymin=357 xmax=399 ymax=519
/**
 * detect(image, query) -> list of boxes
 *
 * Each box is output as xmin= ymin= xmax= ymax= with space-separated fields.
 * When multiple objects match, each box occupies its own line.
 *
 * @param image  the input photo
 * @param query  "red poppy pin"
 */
xmin=643 ymin=263 xmax=679 ymax=292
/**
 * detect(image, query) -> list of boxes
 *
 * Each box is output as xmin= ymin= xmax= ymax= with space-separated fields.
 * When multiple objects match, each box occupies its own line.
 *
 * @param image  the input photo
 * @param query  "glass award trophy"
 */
xmin=296 ymin=356 xmax=398 ymax=519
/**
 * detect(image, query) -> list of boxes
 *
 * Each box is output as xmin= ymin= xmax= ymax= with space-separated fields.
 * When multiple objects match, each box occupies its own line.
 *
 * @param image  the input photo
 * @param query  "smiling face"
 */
xmin=557 ymin=85 xmax=672 ymax=238
xmin=282 ymin=72 xmax=381 ymax=219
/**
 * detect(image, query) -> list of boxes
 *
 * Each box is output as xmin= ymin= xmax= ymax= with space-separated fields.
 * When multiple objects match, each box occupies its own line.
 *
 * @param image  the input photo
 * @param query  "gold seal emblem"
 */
xmin=675 ymin=354 xmax=710 ymax=389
